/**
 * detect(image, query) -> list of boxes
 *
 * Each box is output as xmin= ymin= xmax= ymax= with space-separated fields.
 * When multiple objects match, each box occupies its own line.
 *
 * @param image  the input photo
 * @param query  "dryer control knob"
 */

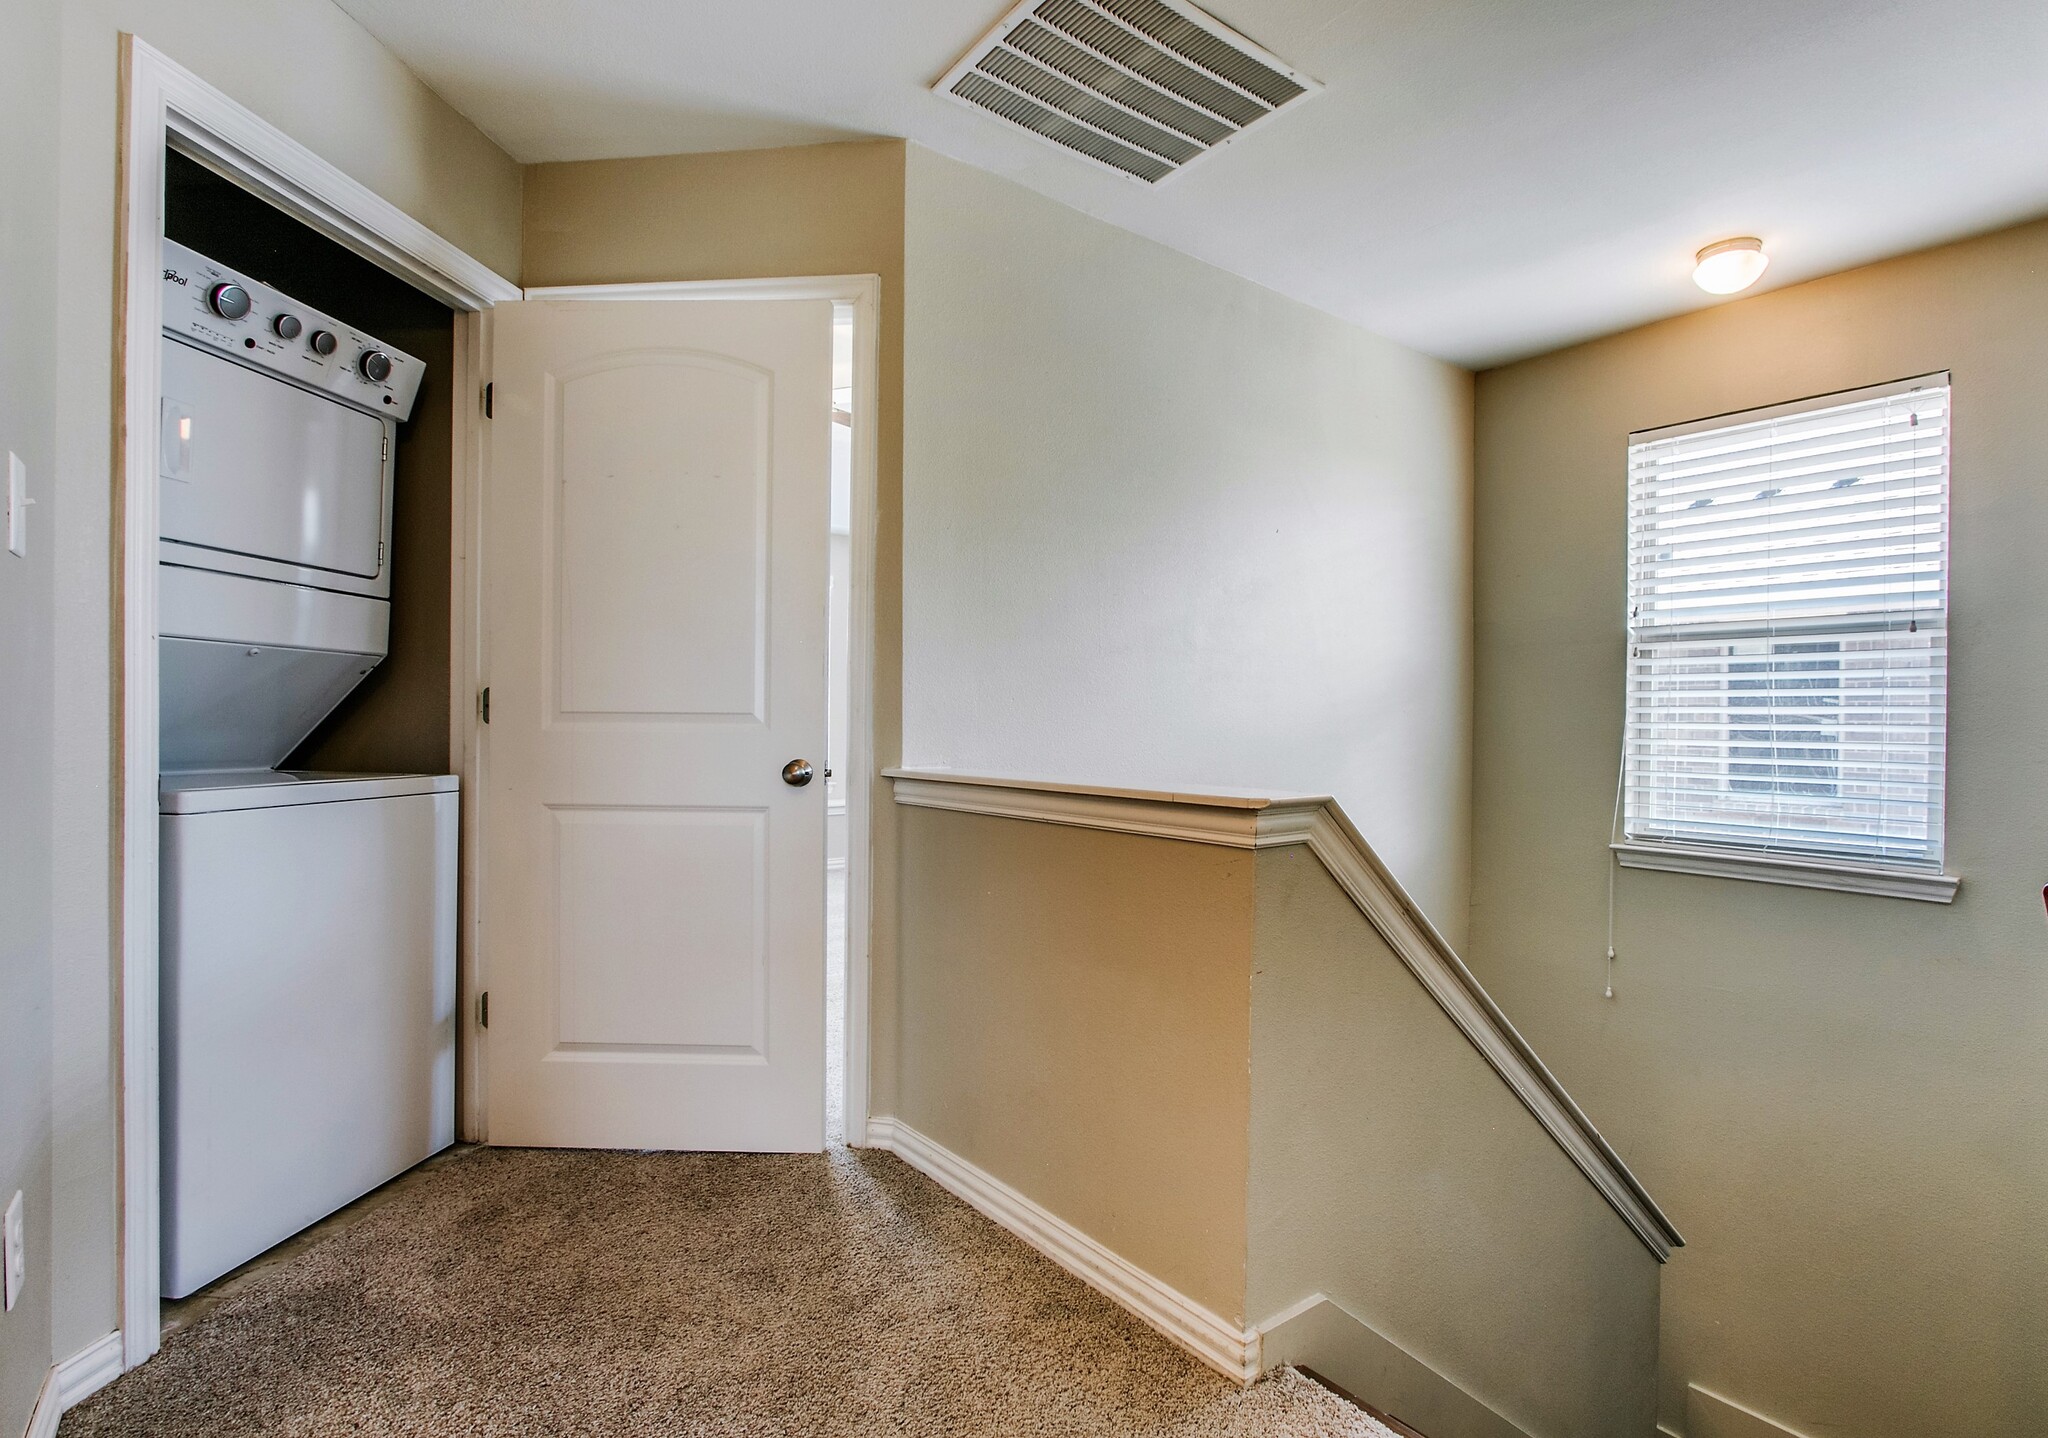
xmin=208 ymin=283 xmax=252 ymax=320
xmin=309 ymin=330 xmax=338 ymax=357
xmin=358 ymin=350 xmax=393 ymax=383
xmin=273 ymin=313 xmax=302 ymax=340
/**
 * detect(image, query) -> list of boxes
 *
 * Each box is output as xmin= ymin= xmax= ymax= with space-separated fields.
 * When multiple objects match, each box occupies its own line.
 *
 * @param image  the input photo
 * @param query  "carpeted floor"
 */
xmin=69 ymin=870 xmax=1392 ymax=1436
xmin=64 ymin=1143 xmax=1394 ymax=1436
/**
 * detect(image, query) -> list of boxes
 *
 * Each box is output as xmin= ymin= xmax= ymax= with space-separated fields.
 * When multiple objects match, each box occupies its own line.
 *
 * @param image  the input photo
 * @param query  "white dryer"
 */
xmin=157 ymin=239 xmax=456 ymax=1298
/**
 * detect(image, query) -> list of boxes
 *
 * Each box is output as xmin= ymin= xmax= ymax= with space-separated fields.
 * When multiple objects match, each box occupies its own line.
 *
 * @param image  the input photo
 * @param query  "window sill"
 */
xmin=1611 ymin=841 xmax=1959 ymax=903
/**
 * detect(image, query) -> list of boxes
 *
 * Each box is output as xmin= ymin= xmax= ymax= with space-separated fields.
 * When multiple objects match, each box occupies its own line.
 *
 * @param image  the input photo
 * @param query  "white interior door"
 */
xmin=482 ymin=295 xmax=831 ymax=1151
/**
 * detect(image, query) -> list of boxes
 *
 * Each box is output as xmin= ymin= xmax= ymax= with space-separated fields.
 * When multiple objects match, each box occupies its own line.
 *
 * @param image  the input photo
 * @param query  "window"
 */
xmin=1620 ymin=375 xmax=1953 ymax=895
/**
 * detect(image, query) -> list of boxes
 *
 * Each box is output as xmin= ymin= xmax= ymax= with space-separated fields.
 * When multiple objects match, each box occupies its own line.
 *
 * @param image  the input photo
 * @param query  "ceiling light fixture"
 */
xmin=1693 ymin=237 xmax=1769 ymax=295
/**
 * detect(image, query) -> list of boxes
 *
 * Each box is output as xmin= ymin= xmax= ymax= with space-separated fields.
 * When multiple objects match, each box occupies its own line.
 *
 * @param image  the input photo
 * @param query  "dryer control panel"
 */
xmin=161 ymin=239 xmax=424 ymax=421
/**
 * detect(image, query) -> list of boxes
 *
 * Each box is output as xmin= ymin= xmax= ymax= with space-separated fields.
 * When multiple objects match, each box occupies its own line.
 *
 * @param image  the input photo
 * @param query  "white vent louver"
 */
xmin=936 ymin=0 xmax=1320 ymax=184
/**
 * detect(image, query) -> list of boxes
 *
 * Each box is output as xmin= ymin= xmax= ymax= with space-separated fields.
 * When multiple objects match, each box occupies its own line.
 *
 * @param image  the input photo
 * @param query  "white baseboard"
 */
xmin=1257 ymin=1294 xmax=1530 ymax=1438
xmin=865 ymin=1116 xmax=1257 ymax=1383
xmin=24 ymin=1330 xmax=125 ymax=1436
xmin=57 ymin=1331 xmax=125 ymax=1409
xmin=24 ymin=1369 xmax=61 ymax=1438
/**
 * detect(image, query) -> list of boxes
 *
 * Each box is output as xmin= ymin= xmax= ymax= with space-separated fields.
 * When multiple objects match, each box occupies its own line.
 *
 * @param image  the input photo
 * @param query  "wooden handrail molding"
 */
xmin=887 ymin=768 xmax=1684 ymax=1261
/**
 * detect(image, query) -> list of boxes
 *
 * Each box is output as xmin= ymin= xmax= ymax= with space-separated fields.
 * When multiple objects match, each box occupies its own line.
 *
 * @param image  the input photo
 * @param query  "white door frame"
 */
xmin=479 ymin=279 xmax=882 ymax=1153
xmin=115 ymin=36 xmax=518 ymax=1372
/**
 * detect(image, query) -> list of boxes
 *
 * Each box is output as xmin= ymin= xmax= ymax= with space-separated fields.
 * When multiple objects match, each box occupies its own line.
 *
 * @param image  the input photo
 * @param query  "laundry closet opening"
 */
xmin=157 ymin=148 xmax=462 ymax=1311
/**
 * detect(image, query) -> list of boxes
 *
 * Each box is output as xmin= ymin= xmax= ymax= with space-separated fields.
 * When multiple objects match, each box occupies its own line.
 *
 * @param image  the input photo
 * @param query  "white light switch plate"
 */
xmin=5 ymin=452 xmax=27 ymax=558
xmin=2 ymin=1190 xmax=22 ymax=1311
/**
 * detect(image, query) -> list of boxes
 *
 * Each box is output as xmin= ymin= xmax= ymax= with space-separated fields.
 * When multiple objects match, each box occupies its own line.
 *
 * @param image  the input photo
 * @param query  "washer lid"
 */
xmin=160 ymin=770 xmax=458 ymax=814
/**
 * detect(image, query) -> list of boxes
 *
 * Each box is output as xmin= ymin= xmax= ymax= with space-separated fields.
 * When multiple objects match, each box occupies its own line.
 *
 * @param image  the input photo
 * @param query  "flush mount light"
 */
xmin=1693 ymin=237 xmax=1769 ymax=294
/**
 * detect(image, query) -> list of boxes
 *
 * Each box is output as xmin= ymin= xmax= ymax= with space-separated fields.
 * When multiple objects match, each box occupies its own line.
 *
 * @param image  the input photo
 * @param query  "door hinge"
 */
xmin=479 ymin=686 xmax=491 ymax=723
xmin=382 ymin=432 xmax=389 ymax=462
xmin=483 ymin=382 xmax=493 ymax=418
xmin=478 ymin=991 xmax=489 ymax=1028
xmin=377 ymin=540 xmax=385 ymax=570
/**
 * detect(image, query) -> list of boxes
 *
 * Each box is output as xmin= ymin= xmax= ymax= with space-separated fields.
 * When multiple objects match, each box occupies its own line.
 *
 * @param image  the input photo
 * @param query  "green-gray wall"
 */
xmin=0 ymin=0 xmax=62 ymax=1428
xmin=1468 ymin=216 xmax=2048 ymax=1437
xmin=1251 ymin=848 xmax=1659 ymax=1438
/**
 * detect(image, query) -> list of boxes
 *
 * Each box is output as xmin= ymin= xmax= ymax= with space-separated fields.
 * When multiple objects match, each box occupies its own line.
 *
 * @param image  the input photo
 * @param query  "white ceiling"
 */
xmin=331 ymin=0 xmax=2048 ymax=367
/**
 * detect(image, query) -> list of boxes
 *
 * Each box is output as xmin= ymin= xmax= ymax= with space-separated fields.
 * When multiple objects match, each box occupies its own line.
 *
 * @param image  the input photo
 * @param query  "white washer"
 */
xmin=160 ymin=772 xmax=457 ymax=1299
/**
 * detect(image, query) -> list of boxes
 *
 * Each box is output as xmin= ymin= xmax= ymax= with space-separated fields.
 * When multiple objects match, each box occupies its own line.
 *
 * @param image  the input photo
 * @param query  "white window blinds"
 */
xmin=1624 ymin=375 xmax=1951 ymax=870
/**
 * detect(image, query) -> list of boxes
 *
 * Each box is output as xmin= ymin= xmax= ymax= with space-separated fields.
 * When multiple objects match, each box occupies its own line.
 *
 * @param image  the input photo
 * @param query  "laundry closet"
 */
xmin=155 ymin=152 xmax=461 ymax=1300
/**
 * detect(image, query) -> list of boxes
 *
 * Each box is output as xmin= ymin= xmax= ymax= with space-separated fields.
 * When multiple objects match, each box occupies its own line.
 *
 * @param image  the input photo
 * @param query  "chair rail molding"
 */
xmin=887 ymin=769 xmax=1684 ymax=1260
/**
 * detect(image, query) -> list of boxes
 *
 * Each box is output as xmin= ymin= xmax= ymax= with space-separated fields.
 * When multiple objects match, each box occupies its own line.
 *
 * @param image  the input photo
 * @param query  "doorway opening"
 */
xmin=470 ymin=275 xmax=880 ymax=1156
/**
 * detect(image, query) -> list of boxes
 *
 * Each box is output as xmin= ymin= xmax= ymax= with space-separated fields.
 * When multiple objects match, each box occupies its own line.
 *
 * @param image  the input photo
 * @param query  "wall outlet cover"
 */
xmin=2 ymin=1190 xmax=23 ymax=1311
xmin=6 ymin=452 xmax=27 ymax=558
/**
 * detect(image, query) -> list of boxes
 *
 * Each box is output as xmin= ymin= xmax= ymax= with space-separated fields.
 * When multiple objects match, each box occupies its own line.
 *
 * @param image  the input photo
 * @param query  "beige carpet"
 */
xmin=66 ymin=1144 xmax=1393 ymax=1437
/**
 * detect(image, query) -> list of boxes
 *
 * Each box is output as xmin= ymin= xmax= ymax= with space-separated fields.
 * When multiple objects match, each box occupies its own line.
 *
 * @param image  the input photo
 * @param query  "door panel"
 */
xmin=483 ymin=297 xmax=831 ymax=1152
xmin=553 ymin=356 xmax=769 ymax=720
xmin=551 ymin=806 xmax=766 ymax=1052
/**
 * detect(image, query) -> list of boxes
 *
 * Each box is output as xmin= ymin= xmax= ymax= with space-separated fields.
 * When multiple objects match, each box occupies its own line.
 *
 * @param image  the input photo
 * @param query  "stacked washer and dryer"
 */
xmin=157 ymin=239 xmax=457 ymax=1299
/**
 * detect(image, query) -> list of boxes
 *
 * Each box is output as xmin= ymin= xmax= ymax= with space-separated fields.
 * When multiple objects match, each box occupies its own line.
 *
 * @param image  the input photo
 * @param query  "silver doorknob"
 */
xmin=782 ymin=759 xmax=815 ymax=787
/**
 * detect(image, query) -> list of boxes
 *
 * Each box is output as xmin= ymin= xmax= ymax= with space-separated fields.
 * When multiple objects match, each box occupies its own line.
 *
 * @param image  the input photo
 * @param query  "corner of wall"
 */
xmin=1247 ymin=844 xmax=1659 ymax=1438
xmin=1260 ymin=1296 xmax=1532 ymax=1438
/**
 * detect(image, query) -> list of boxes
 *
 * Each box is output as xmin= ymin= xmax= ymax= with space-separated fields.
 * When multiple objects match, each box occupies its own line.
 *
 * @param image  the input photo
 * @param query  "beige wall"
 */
xmin=50 ymin=2 xmax=523 ymax=1360
xmin=521 ymin=138 xmax=910 ymax=1115
xmin=1250 ymin=848 xmax=1658 ymax=1438
xmin=1467 ymin=217 xmax=2048 ymax=1437
xmin=899 ymin=147 xmax=1475 ymax=942
xmin=0 ymin=0 xmax=63 ymax=1426
xmin=523 ymin=142 xmax=905 ymax=293
xmin=896 ymin=807 xmax=1254 ymax=1318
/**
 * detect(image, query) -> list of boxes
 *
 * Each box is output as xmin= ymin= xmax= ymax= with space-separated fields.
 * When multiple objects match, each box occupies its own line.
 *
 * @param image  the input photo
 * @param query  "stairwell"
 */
xmin=882 ymin=770 xmax=1680 ymax=1438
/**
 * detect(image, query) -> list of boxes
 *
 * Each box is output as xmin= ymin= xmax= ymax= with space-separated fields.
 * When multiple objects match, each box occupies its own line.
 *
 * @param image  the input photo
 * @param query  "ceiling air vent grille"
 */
xmin=936 ymin=0 xmax=1320 ymax=184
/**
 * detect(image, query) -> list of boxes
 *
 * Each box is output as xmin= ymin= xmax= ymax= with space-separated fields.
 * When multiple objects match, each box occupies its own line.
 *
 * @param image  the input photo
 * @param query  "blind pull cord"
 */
xmin=1606 ymin=722 xmax=1624 ymax=1000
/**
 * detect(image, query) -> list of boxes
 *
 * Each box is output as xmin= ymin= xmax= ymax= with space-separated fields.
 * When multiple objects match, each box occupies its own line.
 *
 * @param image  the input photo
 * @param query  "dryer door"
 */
xmin=161 ymin=337 xmax=388 ymax=580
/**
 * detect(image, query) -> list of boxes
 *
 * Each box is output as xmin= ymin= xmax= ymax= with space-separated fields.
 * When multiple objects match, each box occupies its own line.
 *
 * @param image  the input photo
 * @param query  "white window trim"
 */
xmin=1621 ymin=372 xmax=1958 ymax=897
xmin=1612 ymin=840 xmax=1959 ymax=903
xmin=1629 ymin=372 xmax=1948 ymax=442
